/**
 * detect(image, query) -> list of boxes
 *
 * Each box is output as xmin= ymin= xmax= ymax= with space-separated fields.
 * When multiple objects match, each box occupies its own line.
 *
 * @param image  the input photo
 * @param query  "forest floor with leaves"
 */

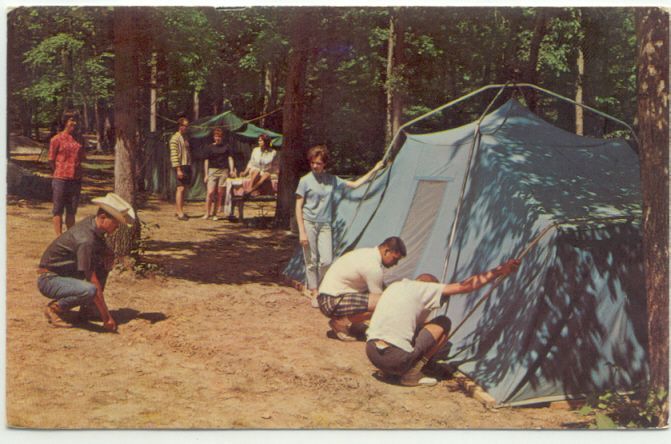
xmin=6 ymin=147 xmax=588 ymax=429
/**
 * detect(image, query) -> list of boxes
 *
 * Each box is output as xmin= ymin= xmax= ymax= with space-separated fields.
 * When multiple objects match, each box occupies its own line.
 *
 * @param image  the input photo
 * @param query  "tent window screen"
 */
xmin=386 ymin=179 xmax=448 ymax=281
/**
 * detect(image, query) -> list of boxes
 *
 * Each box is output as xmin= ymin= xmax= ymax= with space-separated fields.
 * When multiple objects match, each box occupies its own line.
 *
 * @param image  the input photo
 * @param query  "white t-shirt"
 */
xmin=366 ymin=279 xmax=445 ymax=353
xmin=319 ymin=247 xmax=384 ymax=296
xmin=247 ymin=147 xmax=278 ymax=174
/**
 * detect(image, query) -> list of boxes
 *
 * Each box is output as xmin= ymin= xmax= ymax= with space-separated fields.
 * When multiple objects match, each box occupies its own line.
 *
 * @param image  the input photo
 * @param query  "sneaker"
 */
xmin=212 ymin=215 xmax=219 ymax=221
xmin=201 ymin=214 xmax=211 ymax=220
xmin=177 ymin=214 xmax=189 ymax=221
xmin=400 ymin=360 xmax=438 ymax=387
xmin=329 ymin=318 xmax=357 ymax=342
xmin=44 ymin=301 xmax=72 ymax=328
xmin=310 ymin=296 xmax=319 ymax=308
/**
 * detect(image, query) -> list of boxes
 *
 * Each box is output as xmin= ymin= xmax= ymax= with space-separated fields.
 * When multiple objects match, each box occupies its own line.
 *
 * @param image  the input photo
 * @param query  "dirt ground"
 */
xmin=5 ymin=152 xmax=587 ymax=429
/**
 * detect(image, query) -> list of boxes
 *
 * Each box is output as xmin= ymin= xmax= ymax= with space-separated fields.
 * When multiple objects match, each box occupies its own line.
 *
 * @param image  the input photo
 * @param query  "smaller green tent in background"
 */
xmin=143 ymin=110 xmax=282 ymax=201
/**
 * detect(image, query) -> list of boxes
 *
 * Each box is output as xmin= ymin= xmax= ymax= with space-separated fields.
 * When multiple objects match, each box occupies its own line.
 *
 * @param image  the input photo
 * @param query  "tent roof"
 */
xmin=189 ymin=110 xmax=283 ymax=147
xmin=403 ymin=99 xmax=640 ymax=224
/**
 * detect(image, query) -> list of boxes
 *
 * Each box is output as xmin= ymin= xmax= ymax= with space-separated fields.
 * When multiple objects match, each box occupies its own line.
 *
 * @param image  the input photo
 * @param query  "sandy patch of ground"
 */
xmin=5 ymin=154 xmax=587 ymax=429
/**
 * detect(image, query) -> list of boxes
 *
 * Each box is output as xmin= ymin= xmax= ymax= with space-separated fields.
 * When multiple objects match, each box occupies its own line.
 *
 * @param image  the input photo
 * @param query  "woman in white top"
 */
xmin=240 ymin=134 xmax=278 ymax=197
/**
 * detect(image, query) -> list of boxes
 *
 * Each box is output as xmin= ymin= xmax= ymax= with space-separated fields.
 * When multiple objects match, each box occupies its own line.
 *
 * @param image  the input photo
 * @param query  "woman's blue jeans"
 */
xmin=302 ymin=220 xmax=333 ymax=291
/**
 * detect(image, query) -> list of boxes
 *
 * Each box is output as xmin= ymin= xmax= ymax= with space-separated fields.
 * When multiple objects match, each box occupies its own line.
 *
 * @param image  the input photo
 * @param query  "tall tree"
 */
xmin=275 ymin=11 xmax=313 ymax=228
xmin=636 ymin=7 xmax=669 ymax=426
xmin=385 ymin=8 xmax=405 ymax=146
xmin=111 ymin=7 xmax=145 ymax=257
xmin=523 ymin=8 xmax=549 ymax=112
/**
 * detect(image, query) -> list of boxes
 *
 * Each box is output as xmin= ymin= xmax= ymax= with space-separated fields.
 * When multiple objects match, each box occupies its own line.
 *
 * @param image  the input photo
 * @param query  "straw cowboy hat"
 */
xmin=91 ymin=192 xmax=136 ymax=226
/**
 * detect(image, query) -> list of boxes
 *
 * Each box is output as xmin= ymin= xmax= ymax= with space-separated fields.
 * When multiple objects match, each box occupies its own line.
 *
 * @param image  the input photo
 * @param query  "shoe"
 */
xmin=212 ymin=215 xmax=219 ymax=221
xmin=310 ymin=296 xmax=319 ymax=308
xmin=44 ymin=301 xmax=72 ymax=328
xmin=201 ymin=214 xmax=211 ymax=220
xmin=329 ymin=318 xmax=356 ymax=342
xmin=177 ymin=214 xmax=188 ymax=221
xmin=400 ymin=359 xmax=438 ymax=387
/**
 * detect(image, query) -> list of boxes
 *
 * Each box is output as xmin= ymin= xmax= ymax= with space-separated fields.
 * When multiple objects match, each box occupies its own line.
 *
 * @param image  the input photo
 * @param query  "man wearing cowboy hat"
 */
xmin=36 ymin=192 xmax=135 ymax=331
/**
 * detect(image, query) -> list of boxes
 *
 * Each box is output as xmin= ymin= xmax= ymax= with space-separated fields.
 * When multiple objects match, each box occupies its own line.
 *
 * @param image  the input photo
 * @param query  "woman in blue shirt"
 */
xmin=295 ymin=145 xmax=384 ymax=303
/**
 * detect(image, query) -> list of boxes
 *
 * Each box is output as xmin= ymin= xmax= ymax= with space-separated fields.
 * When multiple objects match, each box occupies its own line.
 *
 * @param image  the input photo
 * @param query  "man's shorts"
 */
xmin=365 ymin=329 xmax=436 ymax=376
xmin=52 ymin=178 xmax=82 ymax=216
xmin=317 ymin=292 xmax=369 ymax=318
xmin=175 ymin=165 xmax=193 ymax=187
xmin=207 ymin=168 xmax=229 ymax=188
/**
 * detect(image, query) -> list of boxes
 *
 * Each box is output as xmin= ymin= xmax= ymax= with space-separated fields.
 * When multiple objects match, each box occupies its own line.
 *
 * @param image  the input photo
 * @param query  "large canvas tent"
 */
xmin=143 ymin=110 xmax=282 ymax=201
xmin=284 ymin=93 xmax=647 ymax=407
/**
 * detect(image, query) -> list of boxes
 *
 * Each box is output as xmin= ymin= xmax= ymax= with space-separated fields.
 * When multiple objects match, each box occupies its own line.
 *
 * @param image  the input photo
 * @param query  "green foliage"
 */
xmin=578 ymin=387 xmax=669 ymax=429
xmin=8 ymin=6 xmax=639 ymax=169
xmin=129 ymin=220 xmax=164 ymax=277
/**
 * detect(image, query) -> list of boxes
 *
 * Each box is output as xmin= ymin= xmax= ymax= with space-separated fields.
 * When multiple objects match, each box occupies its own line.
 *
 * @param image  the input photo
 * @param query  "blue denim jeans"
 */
xmin=37 ymin=272 xmax=105 ymax=311
xmin=303 ymin=220 xmax=333 ymax=291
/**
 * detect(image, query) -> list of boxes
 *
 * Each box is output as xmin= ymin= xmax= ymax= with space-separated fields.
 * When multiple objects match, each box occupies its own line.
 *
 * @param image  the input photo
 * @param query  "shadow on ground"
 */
xmin=143 ymin=226 xmax=296 ymax=285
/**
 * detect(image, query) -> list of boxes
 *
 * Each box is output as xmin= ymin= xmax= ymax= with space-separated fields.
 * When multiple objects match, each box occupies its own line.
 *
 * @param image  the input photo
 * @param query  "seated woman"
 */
xmin=240 ymin=134 xmax=278 ymax=198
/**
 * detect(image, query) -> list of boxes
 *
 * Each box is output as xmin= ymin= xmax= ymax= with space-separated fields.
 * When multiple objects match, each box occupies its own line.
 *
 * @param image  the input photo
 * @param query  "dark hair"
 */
xmin=379 ymin=236 xmax=407 ymax=257
xmin=259 ymin=134 xmax=271 ymax=147
xmin=213 ymin=127 xmax=224 ymax=137
xmin=307 ymin=144 xmax=329 ymax=164
xmin=61 ymin=111 xmax=78 ymax=130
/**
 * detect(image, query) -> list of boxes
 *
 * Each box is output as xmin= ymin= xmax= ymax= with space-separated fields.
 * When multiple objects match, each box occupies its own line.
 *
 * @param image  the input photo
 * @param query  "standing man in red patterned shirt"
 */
xmin=49 ymin=113 xmax=86 ymax=236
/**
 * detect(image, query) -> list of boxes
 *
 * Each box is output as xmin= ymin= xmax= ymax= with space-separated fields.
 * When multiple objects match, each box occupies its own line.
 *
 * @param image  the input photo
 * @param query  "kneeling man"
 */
xmin=317 ymin=236 xmax=406 ymax=341
xmin=37 ymin=192 xmax=135 ymax=331
xmin=366 ymin=259 xmax=520 ymax=386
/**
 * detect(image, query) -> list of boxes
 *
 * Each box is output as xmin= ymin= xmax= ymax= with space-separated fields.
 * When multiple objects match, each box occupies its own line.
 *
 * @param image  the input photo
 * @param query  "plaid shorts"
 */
xmin=317 ymin=292 xmax=369 ymax=318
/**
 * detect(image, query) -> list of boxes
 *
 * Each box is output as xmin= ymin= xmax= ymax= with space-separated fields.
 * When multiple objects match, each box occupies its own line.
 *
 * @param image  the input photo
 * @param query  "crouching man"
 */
xmin=37 ymin=192 xmax=135 ymax=331
xmin=366 ymin=259 xmax=520 ymax=386
xmin=317 ymin=237 xmax=406 ymax=341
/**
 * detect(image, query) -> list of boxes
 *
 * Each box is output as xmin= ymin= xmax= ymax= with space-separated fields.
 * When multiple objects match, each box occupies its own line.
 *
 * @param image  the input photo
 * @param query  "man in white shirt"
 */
xmin=366 ymin=258 xmax=520 ymax=386
xmin=317 ymin=237 xmax=406 ymax=341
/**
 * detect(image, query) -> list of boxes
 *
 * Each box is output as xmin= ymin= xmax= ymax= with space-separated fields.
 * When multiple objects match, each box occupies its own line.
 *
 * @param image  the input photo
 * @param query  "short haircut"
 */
xmin=415 ymin=273 xmax=439 ymax=283
xmin=379 ymin=236 xmax=407 ymax=257
xmin=307 ymin=144 xmax=329 ymax=164
xmin=177 ymin=117 xmax=189 ymax=127
xmin=213 ymin=127 xmax=224 ymax=137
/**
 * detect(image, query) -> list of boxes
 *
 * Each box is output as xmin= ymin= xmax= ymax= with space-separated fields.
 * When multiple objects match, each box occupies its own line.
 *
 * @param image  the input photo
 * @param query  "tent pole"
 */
xmin=440 ymin=83 xmax=511 ymax=283
xmin=340 ymin=81 xmax=636 ymax=255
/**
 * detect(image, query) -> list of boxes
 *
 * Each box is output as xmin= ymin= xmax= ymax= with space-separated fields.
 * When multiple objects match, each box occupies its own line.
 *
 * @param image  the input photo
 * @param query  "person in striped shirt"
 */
xmin=169 ymin=117 xmax=192 ymax=220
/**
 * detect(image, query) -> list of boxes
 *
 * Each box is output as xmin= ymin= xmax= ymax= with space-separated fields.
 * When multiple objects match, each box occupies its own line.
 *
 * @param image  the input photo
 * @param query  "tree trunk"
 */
xmin=150 ymin=51 xmax=158 ymax=133
xmin=524 ymin=9 xmax=548 ymax=113
xmin=261 ymin=62 xmax=274 ymax=128
xmin=385 ymin=9 xmax=404 ymax=146
xmin=94 ymin=99 xmax=103 ymax=150
xmin=575 ymin=46 xmax=584 ymax=135
xmin=82 ymin=101 xmax=89 ymax=133
xmin=193 ymin=89 xmax=200 ymax=121
xmin=275 ymin=13 xmax=312 ymax=229
xmin=636 ymin=7 xmax=669 ymax=427
xmin=111 ymin=7 xmax=144 ymax=259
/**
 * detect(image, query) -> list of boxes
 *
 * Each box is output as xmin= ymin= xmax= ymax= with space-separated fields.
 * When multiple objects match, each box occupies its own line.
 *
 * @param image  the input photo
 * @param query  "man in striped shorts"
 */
xmin=317 ymin=237 xmax=406 ymax=341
